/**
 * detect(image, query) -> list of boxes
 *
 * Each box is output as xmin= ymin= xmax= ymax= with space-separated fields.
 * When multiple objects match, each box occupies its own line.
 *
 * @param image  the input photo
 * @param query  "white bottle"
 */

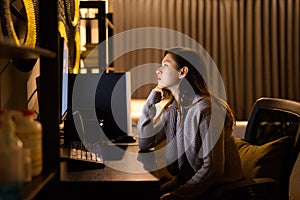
xmin=23 ymin=148 xmax=32 ymax=182
xmin=0 ymin=109 xmax=24 ymax=200
xmin=15 ymin=110 xmax=43 ymax=177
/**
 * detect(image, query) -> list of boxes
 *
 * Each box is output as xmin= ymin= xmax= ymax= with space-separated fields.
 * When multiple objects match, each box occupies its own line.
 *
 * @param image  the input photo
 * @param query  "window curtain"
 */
xmin=112 ymin=0 xmax=300 ymax=120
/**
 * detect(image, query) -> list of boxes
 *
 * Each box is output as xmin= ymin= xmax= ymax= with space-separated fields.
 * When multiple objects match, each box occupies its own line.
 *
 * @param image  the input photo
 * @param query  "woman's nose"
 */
xmin=156 ymin=68 xmax=161 ymax=75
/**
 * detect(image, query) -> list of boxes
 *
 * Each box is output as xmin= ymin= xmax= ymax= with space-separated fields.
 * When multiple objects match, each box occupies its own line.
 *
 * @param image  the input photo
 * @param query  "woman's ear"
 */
xmin=179 ymin=66 xmax=189 ymax=79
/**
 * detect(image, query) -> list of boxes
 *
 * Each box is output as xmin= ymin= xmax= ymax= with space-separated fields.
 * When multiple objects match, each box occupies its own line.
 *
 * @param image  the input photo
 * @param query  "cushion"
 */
xmin=235 ymin=136 xmax=290 ymax=180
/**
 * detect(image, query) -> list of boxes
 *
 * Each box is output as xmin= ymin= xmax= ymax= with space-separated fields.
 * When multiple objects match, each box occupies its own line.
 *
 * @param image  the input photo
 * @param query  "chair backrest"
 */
xmin=244 ymin=97 xmax=300 ymax=199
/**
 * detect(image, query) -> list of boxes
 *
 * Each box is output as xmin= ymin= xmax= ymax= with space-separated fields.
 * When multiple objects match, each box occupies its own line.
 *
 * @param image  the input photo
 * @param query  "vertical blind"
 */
xmin=112 ymin=0 xmax=300 ymax=120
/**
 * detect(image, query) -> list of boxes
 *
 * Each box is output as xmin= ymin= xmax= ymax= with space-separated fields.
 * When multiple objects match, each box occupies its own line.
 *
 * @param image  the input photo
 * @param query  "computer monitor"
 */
xmin=65 ymin=73 xmax=100 ymax=145
xmin=66 ymin=71 xmax=133 ymax=145
xmin=59 ymin=37 xmax=69 ymax=123
xmin=95 ymin=72 xmax=133 ymax=142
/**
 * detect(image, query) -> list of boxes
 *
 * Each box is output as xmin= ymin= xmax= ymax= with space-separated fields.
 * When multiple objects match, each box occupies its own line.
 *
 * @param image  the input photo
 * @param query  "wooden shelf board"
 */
xmin=23 ymin=169 xmax=57 ymax=200
xmin=0 ymin=40 xmax=56 ymax=59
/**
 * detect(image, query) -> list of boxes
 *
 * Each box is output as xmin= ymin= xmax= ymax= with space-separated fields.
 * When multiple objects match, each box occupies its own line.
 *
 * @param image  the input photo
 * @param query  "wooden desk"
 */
xmin=60 ymin=144 xmax=160 ymax=200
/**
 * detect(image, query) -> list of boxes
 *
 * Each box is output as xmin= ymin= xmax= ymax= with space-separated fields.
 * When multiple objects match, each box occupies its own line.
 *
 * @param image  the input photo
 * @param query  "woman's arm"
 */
xmin=137 ymin=90 xmax=167 ymax=151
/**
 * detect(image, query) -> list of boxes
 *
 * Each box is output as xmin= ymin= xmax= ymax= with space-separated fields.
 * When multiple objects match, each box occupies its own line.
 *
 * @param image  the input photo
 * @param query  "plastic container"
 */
xmin=0 ymin=109 xmax=24 ymax=200
xmin=23 ymin=148 xmax=32 ymax=182
xmin=15 ymin=110 xmax=43 ymax=177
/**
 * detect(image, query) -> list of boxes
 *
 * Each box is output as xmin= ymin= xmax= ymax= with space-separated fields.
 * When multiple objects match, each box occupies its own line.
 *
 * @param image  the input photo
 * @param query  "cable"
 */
xmin=25 ymin=88 xmax=37 ymax=108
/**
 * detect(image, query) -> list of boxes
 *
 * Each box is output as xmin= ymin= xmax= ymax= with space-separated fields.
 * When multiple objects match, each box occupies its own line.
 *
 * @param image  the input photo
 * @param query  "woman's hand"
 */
xmin=154 ymin=86 xmax=171 ymax=101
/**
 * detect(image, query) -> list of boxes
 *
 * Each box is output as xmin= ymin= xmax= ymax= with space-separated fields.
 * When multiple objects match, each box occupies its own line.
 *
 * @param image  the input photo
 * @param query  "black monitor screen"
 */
xmin=67 ymin=72 xmax=132 ymax=145
xmin=95 ymin=72 xmax=132 ymax=141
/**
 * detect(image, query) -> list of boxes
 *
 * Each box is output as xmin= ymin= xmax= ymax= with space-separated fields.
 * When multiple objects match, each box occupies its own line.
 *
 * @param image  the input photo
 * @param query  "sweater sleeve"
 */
xmin=137 ymin=90 xmax=167 ymax=151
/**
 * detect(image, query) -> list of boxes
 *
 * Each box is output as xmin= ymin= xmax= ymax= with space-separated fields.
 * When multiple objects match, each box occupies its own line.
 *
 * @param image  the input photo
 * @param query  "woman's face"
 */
xmin=156 ymin=53 xmax=181 ymax=90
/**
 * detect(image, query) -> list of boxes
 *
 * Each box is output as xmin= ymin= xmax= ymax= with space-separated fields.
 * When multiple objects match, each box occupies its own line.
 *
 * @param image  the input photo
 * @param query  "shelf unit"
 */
xmin=79 ymin=1 xmax=106 ymax=70
xmin=1 ymin=1 xmax=106 ymax=198
xmin=0 ymin=1 xmax=64 ymax=199
xmin=0 ymin=36 xmax=57 ymax=200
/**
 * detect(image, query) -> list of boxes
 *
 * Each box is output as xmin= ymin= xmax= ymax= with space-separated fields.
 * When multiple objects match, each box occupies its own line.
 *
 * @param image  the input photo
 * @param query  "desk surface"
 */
xmin=60 ymin=144 xmax=160 ymax=200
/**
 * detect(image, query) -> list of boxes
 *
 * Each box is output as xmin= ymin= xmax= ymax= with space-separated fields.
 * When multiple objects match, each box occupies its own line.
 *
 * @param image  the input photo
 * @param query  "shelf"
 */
xmin=23 ymin=169 xmax=57 ymax=200
xmin=0 ymin=39 xmax=56 ymax=59
xmin=80 ymin=17 xmax=98 ymax=20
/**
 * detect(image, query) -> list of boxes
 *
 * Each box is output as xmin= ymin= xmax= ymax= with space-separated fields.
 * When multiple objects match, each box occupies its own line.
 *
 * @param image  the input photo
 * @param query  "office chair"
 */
xmin=211 ymin=97 xmax=300 ymax=200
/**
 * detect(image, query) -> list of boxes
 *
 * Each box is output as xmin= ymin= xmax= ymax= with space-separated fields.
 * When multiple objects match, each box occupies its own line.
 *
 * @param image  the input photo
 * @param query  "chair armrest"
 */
xmin=211 ymin=177 xmax=281 ymax=200
xmin=233 ymin=121 xmax=248 ymax=138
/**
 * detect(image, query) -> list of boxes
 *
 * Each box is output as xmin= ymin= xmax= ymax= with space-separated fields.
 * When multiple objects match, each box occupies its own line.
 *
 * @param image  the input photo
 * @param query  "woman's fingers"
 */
xmin=154 ymin=86 xmax=166 ymax=100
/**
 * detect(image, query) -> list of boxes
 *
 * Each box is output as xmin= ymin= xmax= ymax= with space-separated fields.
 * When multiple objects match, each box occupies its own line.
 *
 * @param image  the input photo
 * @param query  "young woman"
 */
xmin=137 ymin=47 xmax=243 ymax=200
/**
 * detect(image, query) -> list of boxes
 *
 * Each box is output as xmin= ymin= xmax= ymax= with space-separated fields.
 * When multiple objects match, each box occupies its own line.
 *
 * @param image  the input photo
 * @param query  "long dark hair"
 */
xmin=163 ymin=47 xmax=236 ymax=126
xmin=164 ymin=47 xmax=210 ymax=98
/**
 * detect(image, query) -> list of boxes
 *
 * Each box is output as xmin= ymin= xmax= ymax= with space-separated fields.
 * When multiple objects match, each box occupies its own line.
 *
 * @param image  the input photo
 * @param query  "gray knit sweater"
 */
xmin=137 ymin=90 xmax=243 ymax=200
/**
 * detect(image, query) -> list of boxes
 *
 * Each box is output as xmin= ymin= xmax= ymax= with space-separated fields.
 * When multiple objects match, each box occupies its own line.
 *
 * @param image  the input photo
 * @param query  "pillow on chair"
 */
xmin=235 ymin=136 xmax=290 ymax=180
